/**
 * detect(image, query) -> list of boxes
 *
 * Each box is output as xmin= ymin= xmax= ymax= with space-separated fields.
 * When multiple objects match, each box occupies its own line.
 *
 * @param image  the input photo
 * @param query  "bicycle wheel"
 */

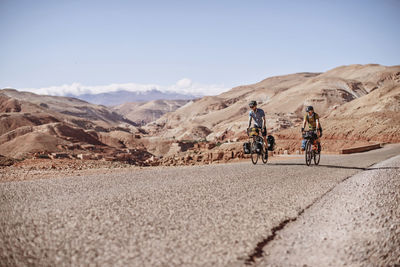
xmin=314 ymin=144 xmax=321 ymax=165
xmin=250 ymin=141 xmax=258 ymax=165
xmin=261 ymin=146 xmax=268 ymax=164
xmin=305 ymin=141 xmax=312 ymax=166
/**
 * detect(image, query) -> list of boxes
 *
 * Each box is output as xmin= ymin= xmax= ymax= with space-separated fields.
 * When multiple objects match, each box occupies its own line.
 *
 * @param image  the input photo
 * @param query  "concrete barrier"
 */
xmin=340 ymin=143 xmax=382 ymax=154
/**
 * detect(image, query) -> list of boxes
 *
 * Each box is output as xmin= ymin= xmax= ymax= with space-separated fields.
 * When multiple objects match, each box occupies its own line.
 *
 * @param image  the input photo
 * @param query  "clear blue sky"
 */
xmin=0 ymin=0 xmax=399 ymax=95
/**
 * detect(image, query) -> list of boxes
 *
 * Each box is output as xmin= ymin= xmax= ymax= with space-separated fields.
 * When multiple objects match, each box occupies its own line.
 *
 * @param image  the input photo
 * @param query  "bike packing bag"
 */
xmin=267 ymin=135 xmax=276 ymax=151
xmin=303 ymin=131 xmax=317 ymax=139
xmin=243 ymin=142 xmax=251 ymax=154
xmin=249 ymin=127 xmax=259 ymax=136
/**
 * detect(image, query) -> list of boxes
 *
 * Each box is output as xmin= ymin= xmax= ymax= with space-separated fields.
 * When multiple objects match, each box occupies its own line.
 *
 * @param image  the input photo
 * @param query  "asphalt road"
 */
xmin=1 ymin=144 xmax=399 ymax=266
xmin=255 ymin=153 xmax=400 ymax=267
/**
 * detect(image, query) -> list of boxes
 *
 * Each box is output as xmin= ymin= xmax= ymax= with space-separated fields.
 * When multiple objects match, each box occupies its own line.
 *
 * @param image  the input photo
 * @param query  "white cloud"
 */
xmin=176 ymin=78 xmax=192 ymax=89
xmin=21 ymin=79 xmax=229 ymax=97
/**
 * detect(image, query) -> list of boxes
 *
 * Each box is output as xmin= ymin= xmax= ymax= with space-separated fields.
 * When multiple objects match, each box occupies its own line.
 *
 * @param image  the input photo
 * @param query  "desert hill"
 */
xmin=113 ymin=99 xmax=190 ymax=125
xmin=323 ymin=73 xmax=400 ymax=142
xmin=276 ymin=65 xmax=400 ymax=141
xmin=144 ymin=64 xmax=400 ymax=155
xmin=0 ymin=90 xmax=151 ymax=163
xmin=1 ymin=89 xmax=135 ymax=128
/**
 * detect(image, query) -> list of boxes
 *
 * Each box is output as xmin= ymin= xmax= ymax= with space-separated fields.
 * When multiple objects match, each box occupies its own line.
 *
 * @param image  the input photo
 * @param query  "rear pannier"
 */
xmin=243 ymin=142 xmax=251 ymax=154
xmin=267 ymin=135 xmax=275 ymax=151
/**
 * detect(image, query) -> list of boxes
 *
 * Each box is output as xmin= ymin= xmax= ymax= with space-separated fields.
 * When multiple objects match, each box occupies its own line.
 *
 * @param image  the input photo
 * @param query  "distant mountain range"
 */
xmin=69 ymin=89 xmax=197 ymax=106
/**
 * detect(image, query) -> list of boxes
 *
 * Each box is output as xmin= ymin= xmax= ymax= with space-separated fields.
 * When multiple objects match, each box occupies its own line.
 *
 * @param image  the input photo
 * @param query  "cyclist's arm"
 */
xmin=263 ymin=115 xmax=266 ymax=129
xmin=302 ymin=118 xmax=307 ymax=130
xmin=248 ymin=115 xmax=252 ymax=128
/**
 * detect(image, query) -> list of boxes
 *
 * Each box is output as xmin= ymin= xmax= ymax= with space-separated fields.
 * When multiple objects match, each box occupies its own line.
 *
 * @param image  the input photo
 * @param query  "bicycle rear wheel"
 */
xmin=261 ymin=147 xmax=268 ymax=164
xmin=305 ymin=141 xmax=312 ymax=166
xmin=314 ymin=145 xmax=321 ymax=165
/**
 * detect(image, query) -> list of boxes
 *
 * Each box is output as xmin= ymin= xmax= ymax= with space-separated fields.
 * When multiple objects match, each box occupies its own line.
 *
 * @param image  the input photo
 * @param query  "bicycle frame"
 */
xmin=248 ymin=133 xmax=267 ymax=165
xmin=303 ymin=130 xmax=321 ymax=166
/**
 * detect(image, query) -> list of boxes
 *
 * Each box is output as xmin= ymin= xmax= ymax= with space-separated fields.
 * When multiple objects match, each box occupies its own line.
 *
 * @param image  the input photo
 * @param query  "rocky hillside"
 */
xmin=1 ymin=89 xmax=135 ymax=128
xmin=144 ymin=64 xmax=400 ymax=154
xmin=112 ymin=99 xmax=190 ymax=125
xmin=275 ymin=65 xmax=400 ymax=152
xmin=0 ymin=90 xmax=151 ymax=164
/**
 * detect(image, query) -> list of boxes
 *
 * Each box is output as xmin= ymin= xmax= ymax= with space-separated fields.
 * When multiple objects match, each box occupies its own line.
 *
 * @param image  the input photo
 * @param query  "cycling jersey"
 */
xmin=249 ymin=108 xmax=265 ymax=128
xmin=304 ymin=112 xmax=320 ymax=130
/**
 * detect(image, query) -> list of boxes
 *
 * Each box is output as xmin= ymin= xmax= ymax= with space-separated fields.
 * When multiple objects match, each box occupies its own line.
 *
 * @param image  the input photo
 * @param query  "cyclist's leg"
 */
xmin=262 ymin=128 xmax=268 ymax=150
xmin=317 ymin=138 xmax=321 ymax=153
xmin=301 ymin=139 xmax=307 ymax=151
xmin=262 ymin=135 xmax=268 ymax=159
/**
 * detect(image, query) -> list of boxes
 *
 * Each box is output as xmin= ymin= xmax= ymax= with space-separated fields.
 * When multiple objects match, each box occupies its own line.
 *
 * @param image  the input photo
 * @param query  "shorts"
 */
xmin=261 ymin=127 xmax=267 ymax=137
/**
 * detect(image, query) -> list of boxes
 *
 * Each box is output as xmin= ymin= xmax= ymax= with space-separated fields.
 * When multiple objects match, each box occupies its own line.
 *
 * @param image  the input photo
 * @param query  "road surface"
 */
xmin=255 ymin=153 xmax=400 ymax=266
xmin=1 ymin=144 xmax=399 ymax=266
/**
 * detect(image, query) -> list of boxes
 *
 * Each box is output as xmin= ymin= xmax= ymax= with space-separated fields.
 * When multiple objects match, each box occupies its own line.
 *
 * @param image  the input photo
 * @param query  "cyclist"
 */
xmin=247 ymin=100 xmax=268 ymax=158
xmin=301 ymin=106 xmax=322 ymax=152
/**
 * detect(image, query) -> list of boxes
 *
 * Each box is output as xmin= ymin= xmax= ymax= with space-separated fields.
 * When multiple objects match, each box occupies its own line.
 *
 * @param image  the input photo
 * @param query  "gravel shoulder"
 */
xmin=0 ymin=144 xmax=399 ymax=266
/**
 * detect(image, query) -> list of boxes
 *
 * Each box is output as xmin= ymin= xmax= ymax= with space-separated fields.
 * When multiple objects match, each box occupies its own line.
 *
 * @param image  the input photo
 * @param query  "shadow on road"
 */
xmin=270 ymin=163 xmax=399 ymax=171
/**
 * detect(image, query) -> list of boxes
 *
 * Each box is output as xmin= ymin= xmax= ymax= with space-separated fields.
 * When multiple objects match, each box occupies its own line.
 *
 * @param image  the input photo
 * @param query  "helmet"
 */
xmin=306 ymin=106 xmax=314 ymax=112
xmin=249 ymin=100 xmax=257 ymax=108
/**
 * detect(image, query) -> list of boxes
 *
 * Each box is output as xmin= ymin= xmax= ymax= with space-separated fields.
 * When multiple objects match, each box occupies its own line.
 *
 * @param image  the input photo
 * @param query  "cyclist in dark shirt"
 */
xmin=248 ymin=100 xmax=268 ymax=154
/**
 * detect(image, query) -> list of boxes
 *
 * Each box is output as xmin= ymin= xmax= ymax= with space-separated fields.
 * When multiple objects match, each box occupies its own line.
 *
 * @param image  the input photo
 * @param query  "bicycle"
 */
xmin=247 ymin=127 xmax=268 ymax=165
xmin=302 ymin=130 xmax=321 ymax=166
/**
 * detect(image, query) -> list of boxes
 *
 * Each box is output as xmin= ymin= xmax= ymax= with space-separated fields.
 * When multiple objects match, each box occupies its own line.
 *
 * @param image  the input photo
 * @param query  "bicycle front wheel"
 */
xmin=314 ymin=146 xmax=321 ymax=165
xmin=305 ymin=141 xmax=312 ymax=166
xmin=251 ymin=141 xmax=258 ymax=165
xmin=261 ymin=147 xmax=268 ymax=164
